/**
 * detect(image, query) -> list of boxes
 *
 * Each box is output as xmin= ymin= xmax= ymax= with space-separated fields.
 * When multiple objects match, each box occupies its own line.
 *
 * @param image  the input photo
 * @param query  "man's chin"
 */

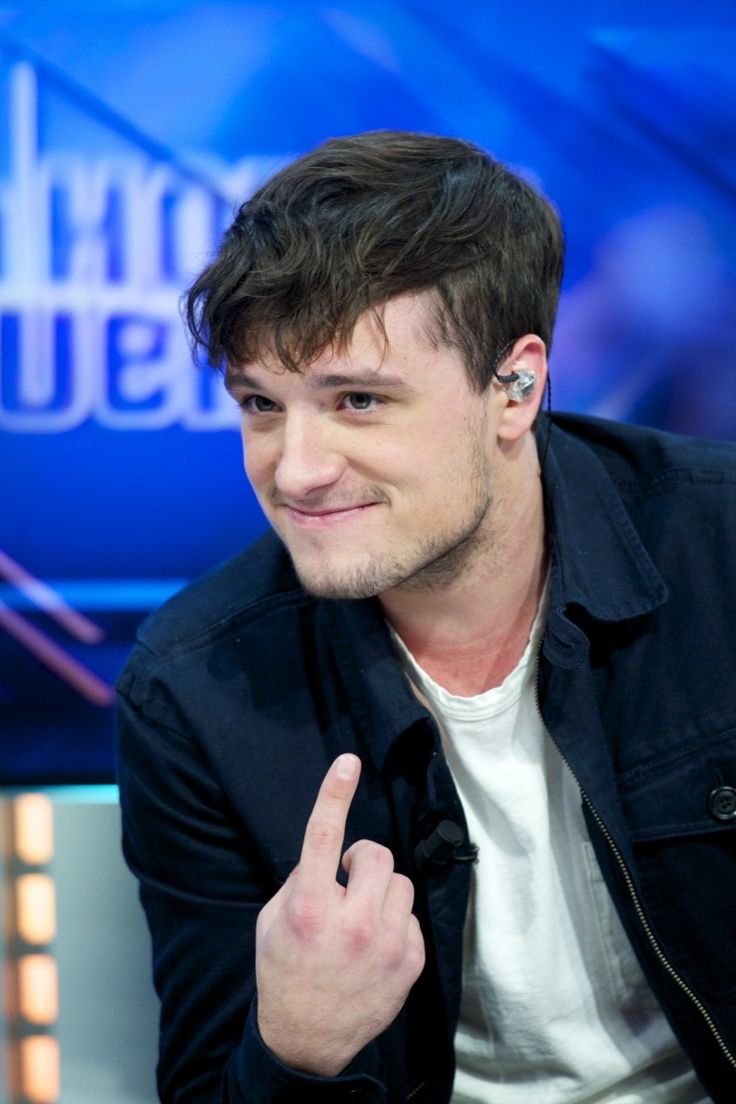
xmin=289 ymin=557 xmax=392 ymax=601
xmin=294 ymin=572 xmax=383 ymax=601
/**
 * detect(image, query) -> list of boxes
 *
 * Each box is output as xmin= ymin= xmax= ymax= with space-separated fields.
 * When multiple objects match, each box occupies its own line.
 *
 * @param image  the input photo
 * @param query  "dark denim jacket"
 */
xmin=117 ymin=413 xmax=736 ymax=1103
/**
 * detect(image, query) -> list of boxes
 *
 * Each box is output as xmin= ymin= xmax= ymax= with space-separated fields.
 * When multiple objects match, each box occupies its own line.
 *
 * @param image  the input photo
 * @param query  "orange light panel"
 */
xmin=18 ymin=954 xmax=59 ymax=1024
xmin=13 ymin=794 xmax=54 ymax=865
xmin=16 ymin=874 xmax=56 ymax=944
xmin=19 ymin=1035 xmax=60 ymax=1103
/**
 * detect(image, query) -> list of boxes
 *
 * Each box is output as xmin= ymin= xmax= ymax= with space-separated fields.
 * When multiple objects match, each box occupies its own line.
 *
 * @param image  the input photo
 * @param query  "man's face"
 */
xmin=226 ymin=294 xmax=506 ymax=600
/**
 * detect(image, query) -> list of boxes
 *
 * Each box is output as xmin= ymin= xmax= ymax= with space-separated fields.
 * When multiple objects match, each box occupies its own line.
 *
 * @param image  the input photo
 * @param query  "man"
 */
xmin=116 ymin=132 xmax=736 ymax=1103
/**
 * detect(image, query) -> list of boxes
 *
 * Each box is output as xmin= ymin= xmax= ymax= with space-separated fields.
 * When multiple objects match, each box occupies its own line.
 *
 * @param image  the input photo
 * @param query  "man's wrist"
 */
xmin=236 ymin=1005 xmax=387 ymax=1102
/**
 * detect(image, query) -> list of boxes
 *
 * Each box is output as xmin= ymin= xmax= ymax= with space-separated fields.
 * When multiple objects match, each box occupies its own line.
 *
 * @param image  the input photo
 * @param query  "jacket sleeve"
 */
xmin=115 ymin=690 xmax=387 ymax=1103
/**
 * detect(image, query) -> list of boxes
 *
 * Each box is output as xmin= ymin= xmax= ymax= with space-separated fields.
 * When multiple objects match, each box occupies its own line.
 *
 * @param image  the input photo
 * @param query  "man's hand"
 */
xmin=255 ymin=753 xmax=425 ymax=1077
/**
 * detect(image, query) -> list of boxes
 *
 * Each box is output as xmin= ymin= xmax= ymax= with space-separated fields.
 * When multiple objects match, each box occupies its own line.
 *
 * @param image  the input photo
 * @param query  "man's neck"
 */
xmin=379 ymin=463 xmax=547 ymax=698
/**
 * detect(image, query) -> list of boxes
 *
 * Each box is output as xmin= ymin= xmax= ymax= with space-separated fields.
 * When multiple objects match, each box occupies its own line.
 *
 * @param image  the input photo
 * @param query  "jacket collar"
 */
xmin=327 ymin=595 xmax=429 ymax=772
xmin=540 ymin=416 xmax=668 ymax=623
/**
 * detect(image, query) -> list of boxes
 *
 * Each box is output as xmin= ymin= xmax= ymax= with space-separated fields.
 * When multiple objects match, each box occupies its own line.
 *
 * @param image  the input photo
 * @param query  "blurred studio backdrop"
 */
xmin=0 ymin=1 xmax=734 ymax=1101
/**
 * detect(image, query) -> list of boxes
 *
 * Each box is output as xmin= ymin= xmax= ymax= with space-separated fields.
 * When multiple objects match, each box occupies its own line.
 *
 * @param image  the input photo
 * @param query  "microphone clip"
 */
xmin=415 ymin=819 xmax=479 ymax=868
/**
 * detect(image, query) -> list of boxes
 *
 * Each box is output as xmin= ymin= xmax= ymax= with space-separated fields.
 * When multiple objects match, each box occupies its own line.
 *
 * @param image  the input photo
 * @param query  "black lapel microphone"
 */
xmin=415 ymin=820 xmax=479 ymax=868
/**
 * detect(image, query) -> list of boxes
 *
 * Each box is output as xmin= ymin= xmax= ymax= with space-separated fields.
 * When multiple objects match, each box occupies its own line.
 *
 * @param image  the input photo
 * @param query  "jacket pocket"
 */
xmin=619 ymin=729 xmax=736 ymax=1003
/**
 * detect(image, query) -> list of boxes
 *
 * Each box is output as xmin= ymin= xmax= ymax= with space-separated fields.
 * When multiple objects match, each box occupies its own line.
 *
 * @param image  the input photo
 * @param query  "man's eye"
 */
xmin=342 ymin=392 xmax=379 ymax=411
xmin=243 ymin=395 xmax=278 ymax=413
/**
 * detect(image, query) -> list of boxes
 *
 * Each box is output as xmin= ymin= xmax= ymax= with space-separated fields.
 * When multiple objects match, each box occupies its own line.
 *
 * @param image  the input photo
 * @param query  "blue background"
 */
xmin=1 ymin=1 xmax=734 ymax=781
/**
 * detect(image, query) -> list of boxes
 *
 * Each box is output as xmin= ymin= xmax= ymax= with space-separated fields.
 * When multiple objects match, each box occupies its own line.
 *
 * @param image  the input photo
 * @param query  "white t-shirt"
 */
xmin=391 ymin=608 xmax=707 ymax=1104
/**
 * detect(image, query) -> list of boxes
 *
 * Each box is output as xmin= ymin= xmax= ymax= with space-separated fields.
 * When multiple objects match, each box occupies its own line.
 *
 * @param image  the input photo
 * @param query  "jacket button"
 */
xmin=708 ymin=785 xmax=736 ymax=821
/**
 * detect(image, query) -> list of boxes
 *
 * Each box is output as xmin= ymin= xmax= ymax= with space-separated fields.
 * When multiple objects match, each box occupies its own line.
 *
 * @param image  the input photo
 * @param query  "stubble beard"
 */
xmin=285 ymin=441 xmax=495 ymax=601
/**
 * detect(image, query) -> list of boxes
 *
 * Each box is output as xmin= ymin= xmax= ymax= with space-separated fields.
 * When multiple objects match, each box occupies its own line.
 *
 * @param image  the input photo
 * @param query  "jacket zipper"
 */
xmin=406 ymin=1081 xmax=426 ymax=1100
xmin=535 ymin=664 xmax=736 ymax=1072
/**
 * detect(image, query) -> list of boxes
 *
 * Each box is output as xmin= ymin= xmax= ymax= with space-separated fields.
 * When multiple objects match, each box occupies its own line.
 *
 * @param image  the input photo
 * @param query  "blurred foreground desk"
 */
xmin=0 ymin=789 xmax=158 ymax=1104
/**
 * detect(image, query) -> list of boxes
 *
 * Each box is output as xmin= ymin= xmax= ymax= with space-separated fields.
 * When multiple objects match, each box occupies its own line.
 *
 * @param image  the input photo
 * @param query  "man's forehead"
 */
xmin=225 ymin=291 xmax=445 ymax=386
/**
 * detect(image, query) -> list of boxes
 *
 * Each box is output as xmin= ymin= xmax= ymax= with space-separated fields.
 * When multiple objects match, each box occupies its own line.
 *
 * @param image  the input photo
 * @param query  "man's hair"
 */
xmin=185 ymin=130 xmax=564 ymax=391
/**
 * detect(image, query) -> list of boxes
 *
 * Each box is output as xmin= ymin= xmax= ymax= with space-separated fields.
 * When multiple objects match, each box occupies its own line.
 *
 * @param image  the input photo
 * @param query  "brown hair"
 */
xmin=185 ymin=130 xmax=564 ymax=390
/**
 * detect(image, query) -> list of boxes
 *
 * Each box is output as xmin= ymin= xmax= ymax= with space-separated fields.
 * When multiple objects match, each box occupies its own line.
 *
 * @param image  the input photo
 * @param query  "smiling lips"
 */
xmin=285 ymin=502 xmax=379 ymax=527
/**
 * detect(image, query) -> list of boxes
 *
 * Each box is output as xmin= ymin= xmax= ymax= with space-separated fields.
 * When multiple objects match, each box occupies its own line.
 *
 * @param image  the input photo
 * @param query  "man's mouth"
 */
xmin=283 ymin=502 xmax=379 ymax=526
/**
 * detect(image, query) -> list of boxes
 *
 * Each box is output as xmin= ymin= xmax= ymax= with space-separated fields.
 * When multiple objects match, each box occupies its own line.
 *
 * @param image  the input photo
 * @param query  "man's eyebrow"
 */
xmin=307 ymin=371 xmax=412 ymax=391
xmin=225 ymin=369 xmax=412 ymax=392
xmin=224 ymin=370 xmax=261 ymax=392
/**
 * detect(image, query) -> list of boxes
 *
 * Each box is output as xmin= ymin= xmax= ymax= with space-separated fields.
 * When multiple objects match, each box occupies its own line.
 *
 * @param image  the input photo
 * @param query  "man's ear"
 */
xmin=494 ymin=335 xmax=548 ymax=442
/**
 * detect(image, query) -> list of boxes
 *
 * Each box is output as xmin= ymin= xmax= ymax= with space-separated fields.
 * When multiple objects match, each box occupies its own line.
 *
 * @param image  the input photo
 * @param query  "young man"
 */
xmin=116 ymin=132 xmax=736 ymax=1103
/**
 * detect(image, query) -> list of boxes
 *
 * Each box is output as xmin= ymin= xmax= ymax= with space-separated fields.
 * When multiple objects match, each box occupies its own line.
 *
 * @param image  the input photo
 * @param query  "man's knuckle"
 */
xmin=391 ymin=872 xmax=414 ymax=903
xmin=406 ymin=919 xmax=426 ymax=975
xmin=341 ymin=913 xmax=375 ymax=953
xmin=381 ymin=927 xmax=406 ymax=969
xmin=286 ymin=893 xmax=325 ymax=938
xmin=358 ymin=841 xmax=393 ymax=870
xmin=375 ymin=843 xmax=395 ymax=867
xmin=306 ymin=818 xmax=342 ymax=853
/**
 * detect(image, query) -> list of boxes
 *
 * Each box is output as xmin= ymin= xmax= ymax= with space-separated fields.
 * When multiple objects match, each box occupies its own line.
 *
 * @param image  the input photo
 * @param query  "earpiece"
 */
xmin=504 ymin=368 xmax=537 ymax=404
xmin=491 ymin=340 xmax=537 ymax=404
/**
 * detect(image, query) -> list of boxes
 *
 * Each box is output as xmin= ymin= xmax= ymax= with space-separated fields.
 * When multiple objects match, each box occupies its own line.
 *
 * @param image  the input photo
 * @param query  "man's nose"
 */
xmin=274 ymin=413 xmax=346 ymax=501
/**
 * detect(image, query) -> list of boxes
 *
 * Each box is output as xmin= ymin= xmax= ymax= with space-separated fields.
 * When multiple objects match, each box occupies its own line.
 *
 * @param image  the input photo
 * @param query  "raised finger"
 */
xmin=296 ymin=753 xmax=361 ymax=893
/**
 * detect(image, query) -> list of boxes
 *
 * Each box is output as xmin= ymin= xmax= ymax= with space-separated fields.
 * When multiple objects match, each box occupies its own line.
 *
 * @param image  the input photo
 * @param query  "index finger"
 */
xmin=297 ymin=753 xmax=361 ymax=892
